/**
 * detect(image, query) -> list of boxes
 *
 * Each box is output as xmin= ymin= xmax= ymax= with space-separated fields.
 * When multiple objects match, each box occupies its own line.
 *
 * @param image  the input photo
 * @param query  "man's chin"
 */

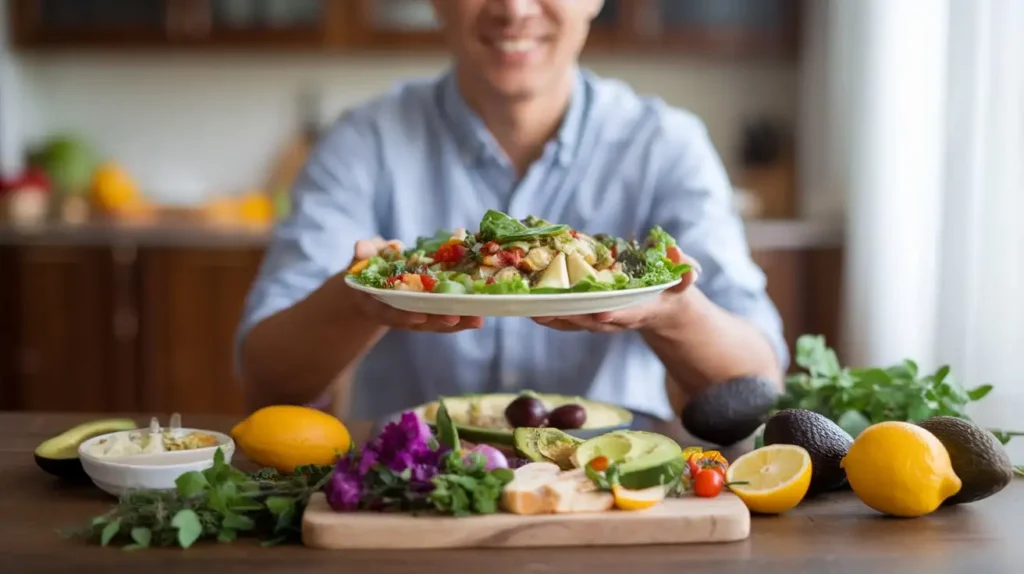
xmin=483 ymin=76 xmax=543 ymax=102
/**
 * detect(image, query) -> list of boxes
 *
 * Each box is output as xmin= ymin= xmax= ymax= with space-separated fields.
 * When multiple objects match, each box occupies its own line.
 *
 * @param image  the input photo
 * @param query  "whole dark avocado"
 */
xmin=762 ymin=408 xmax=853 ymax=496
xmin=917 ymin=415 xmax=1014 ymax=505
xmin=681 ymin=376 xmax=780 ymax=447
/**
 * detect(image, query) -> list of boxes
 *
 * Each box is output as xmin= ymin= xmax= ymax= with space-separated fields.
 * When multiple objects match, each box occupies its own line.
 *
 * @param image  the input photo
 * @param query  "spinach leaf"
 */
xmin=478 ymin=210 xmax=568 ymax=243
xmin=405 ymin=230 xmax=452 ymax=256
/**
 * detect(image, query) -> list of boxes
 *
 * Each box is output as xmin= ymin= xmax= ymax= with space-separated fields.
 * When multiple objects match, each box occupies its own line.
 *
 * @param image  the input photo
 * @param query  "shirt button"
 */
xmin=500 ymin=371 xmax=519 ymax=390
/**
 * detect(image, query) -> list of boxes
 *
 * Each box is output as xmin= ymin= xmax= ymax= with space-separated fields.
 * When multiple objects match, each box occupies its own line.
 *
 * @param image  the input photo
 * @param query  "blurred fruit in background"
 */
xmin=91 ymin=161 xmax=147 ymax=217
xmin=199 ymin=190 xmax=274 ymax=229
xmin=28 ymin=135 xmax=99 ymax=198
xmin=0 ymin=167 xmax=52 ymax=225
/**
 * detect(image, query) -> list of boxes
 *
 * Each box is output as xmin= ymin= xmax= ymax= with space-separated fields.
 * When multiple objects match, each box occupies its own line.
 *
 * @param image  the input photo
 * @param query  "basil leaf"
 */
xmin=435 ymin=398 xmax=459 ymax=449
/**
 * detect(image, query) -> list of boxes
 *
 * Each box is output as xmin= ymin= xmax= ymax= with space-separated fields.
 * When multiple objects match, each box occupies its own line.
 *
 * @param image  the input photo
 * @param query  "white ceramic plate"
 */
xmin=345 ymin=276 xmax=681 ymax=317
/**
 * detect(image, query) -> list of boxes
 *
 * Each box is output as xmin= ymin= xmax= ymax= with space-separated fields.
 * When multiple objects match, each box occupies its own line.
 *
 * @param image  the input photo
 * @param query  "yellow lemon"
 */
xmin=612 ymin=484 xmax=666 ymax=511
xmin=725 ymin=444 xmax=812 ymax=514
xmin=91 ymin=162 xmax=141 ymax=211
xmin=840 ymin=421 xmax=961 ymax=517
xmin=231 ymin=405 xmax=351 ymax=473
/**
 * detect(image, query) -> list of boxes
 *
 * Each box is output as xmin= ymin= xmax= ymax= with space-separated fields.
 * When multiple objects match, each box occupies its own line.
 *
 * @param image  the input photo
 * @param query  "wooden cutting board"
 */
xmin=301 ymin=492 xmax=750 ymax=549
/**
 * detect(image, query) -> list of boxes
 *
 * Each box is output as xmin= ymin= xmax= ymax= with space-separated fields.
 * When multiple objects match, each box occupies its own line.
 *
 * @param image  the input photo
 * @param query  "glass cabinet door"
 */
xmin=650 ymin=0 xmax=799 ymax=56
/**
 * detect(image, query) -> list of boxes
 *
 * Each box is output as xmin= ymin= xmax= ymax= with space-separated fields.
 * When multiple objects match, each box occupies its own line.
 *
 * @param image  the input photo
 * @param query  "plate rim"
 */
xmin=344 ymin=275 xmax=681 ymax=302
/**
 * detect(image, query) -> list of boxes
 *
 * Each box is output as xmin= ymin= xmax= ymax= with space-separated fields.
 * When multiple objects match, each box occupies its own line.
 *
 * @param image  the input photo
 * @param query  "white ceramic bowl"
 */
xmin=78 ymin=428 xmax=236 ymax=497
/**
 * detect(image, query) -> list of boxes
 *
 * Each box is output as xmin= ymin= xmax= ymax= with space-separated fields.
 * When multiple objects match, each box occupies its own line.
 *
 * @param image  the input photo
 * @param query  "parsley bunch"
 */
xmin=65 ymin=449 xmax=333 ymax=550
xmin=778 ymin=335 xmax=1024 ymax=444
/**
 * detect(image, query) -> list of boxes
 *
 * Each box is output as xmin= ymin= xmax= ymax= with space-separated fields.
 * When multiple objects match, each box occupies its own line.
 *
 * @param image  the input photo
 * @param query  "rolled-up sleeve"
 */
xmin=234 ymin=111 xmax=382 ymax=374
xmin=648 ymin=110 xmax=790 ymax=372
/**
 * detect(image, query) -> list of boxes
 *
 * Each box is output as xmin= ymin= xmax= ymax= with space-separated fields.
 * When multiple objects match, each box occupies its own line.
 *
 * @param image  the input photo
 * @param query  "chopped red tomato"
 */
xmin=385 ymin=276 xmax=402 ymax=286
xmin=569 ymin=230 xmax=579 ymax=239
xmin=482 ymin=241 xmax=501 ymax=255
xmin=610 ymin=244 xmax=618 ymax=259
xmin=665 ymin=245 xmax=684 ymax=265
xmin=433 ymin=240 xmax=466 ymax=264
xmin=499 ymin=248 xmax=524 ymax=268
xmin=485 ymin=277 xmax=496 ymax=285
xmin=419 ymin=274 xmax=437 ymax=292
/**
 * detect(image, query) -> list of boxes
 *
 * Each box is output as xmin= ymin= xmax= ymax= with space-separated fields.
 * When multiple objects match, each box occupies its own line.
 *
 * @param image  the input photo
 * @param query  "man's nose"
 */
xmin=494 ymin=0 xmax=542 ymax=19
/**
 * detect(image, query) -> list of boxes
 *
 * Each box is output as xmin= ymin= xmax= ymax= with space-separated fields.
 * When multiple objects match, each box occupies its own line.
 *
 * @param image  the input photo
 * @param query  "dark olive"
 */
xmin=547 ymin=404 xmax=587 ymax=430
xmin=505 ymin=396 xmax=549 ymax=428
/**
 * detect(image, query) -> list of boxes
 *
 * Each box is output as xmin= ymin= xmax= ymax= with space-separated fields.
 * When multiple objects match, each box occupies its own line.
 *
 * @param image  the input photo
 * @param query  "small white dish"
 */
xmin=78 ymin=428 xmax=235 ymax=497
xmin=344 ymin=276 xmax=681 ymax=317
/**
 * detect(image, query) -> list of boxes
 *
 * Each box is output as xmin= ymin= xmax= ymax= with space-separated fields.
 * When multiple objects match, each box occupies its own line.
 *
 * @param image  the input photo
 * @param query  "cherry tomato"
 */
xmin=588 ymin=456 xmax=610 ymax=472
xmin=419 ymin=274 xmax=437 ymax=292
xmin=693 ymin=469 xmax=724 ymax=498
xmin=433 ymin=240 xmax=466 ymax=263
xmin=665 ymin=245 xmax=684 ymax=265
xmin=686 ymin=455 xmax=702 ymax=479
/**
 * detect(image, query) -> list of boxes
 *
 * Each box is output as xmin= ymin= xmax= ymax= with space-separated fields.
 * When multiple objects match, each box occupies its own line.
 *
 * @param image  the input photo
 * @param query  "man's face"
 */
xmin=432 ymin=0 xmax=603 ymax=100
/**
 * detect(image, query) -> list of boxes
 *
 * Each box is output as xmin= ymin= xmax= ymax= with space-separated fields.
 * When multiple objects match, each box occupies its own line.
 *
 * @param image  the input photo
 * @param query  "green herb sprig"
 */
xmin=778 ymin=335 xmax=1022 ymax=443
xmin=63 ymin=449 xmax=333 ymax=550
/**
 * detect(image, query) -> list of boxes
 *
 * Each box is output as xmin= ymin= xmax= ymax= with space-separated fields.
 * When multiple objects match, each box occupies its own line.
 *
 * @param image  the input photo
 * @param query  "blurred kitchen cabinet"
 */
xmin=637 ymin=0 xmax=801 ymax=58
xmin=10 ymin=0 xmax=173 ymax=47
xmin=137 ymin=247 xmax=264 ymax=415
xmin=11 ymin=0 xmax=348 ymax=50
xmin=198 ymin=0 xmax=347 ymax=49
xmin=350 ymin=0 xmax=444 ymax=49
xmin=2 ymin=245 xmax=140 ymax=412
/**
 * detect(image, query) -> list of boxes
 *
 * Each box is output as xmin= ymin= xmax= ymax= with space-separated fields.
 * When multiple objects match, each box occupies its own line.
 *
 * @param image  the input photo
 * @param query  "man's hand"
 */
xmin=531 ymin=252 xmax=701 ymax=334
xmin=342 ymin=237 xmax=484 ymax=333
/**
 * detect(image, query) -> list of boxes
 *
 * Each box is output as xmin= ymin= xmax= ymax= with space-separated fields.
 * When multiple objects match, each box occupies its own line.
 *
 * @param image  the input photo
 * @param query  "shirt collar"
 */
xmin=437 ymin=67 xmax=588 ymax=167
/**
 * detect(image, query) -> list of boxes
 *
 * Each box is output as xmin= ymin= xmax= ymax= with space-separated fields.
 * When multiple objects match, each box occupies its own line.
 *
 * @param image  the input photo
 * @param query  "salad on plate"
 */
xmin=347 ymin=210 xmax=692 ymax=295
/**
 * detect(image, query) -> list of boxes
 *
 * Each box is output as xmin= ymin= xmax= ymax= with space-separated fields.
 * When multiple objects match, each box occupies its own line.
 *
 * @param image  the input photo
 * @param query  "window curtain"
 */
xmin=806 ymin=0 xmax=1024 ymax=462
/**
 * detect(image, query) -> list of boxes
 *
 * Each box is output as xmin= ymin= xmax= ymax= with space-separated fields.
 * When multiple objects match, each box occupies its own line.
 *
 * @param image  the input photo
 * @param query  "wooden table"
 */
xmin=2 ymin=412 xmax=1021 ymax=574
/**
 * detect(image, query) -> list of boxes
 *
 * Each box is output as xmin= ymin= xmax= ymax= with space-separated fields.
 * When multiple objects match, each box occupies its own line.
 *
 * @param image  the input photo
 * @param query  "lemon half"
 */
xmin=725 ymin=444 xmax=812 ymax=514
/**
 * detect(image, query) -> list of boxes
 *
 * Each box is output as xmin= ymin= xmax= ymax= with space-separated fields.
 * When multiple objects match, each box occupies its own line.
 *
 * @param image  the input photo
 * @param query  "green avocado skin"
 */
xmin=681 ymin=377 xmax=780 ymax=447
xmin=762 ymin=409 xmax=853 ymax=497
xmin=917 ymin=416 xmax=1014 ymax=506
xmin=33 ymin=418 xmax=138 ymax=480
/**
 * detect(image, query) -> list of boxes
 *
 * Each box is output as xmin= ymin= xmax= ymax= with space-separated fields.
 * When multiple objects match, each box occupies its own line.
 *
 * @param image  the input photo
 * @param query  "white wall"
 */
xmin=11 ymin=52 xmax=798 ymax=203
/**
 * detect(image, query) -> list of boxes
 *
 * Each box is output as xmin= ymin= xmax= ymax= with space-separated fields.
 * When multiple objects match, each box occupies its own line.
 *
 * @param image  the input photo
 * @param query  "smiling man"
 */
xmin=236 ymin=0 xmax=788 ymax=428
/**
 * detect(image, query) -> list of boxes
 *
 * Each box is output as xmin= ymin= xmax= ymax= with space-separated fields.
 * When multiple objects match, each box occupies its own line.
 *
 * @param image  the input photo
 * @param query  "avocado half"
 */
xmin=572 ymin=430 xmax=686 ymax=489
xmin=34 ymin=418 xmax=138 ymax=480
xmin=413 ymin=392 xmax=633 ymax=446
xmin=513 ymin=427 xmax=583 ymax=469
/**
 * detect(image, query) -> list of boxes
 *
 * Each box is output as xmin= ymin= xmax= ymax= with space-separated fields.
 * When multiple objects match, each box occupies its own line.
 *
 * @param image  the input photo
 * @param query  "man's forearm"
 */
xmin=239 ymin=275 xmax=385 ymax=411
xmin=641 ymin=288 xmax=782 ymax=403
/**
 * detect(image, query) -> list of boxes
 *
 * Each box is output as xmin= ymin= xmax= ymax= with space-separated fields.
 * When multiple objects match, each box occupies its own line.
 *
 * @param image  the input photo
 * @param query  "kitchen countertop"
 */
xmin=2 ymin=411 xmax=1020 ymax=574
xmin=0 ymin=218 xmax=844 ymax=251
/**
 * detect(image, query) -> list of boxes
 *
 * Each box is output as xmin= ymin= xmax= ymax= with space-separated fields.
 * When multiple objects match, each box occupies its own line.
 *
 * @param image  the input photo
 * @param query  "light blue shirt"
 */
xmin=237 ymin=67 xmax=788 ymax=422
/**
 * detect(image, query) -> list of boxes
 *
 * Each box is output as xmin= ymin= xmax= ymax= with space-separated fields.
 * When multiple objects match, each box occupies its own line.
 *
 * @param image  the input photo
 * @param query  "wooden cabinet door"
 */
xmin=7 ymin=245 xmax=139 ymax=412
xmin=11 ymin=0 xmax=176 ymax=48
xmin=138 ymin=247 xmax=264 ymax=416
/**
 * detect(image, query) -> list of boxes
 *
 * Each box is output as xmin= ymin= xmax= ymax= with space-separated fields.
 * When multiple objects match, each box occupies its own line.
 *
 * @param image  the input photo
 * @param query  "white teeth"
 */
xmin=496 ymin=39 xmax=537 ymax=53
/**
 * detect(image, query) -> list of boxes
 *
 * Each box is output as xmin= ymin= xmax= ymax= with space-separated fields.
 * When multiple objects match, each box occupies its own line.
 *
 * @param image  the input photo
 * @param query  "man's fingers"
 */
xmin=353 ymin=238 xmax=384 ymax=261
